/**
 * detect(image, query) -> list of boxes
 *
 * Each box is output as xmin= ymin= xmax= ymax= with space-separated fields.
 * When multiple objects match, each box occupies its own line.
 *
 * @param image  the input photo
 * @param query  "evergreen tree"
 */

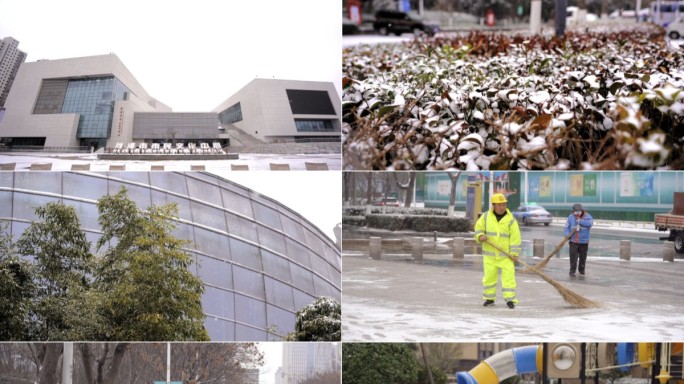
xmin=343 ymin=343 xmax=421 ymax=384
xmin=96 ymin=187 xmax=209 ymax=341
xmin=287 ymin=296 xmax=341 ymax=341
xmin=15 ymin=203 xmax=99 ymax=340
xmin=0 ymin=223 xmax=34 ymax=340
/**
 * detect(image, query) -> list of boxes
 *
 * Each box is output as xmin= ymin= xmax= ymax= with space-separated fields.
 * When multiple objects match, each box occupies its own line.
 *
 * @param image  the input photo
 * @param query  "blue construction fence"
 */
xmin=423 ymin=171 xmax=684 ymax=222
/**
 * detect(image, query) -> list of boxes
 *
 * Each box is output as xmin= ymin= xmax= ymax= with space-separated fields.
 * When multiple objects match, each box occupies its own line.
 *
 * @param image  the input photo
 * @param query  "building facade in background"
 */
xmin=0 ymin=54 xmax=172 ymax=149
xmin=0 ymin=172 xmax=341 ymax=341
xmin=0 ymin=36 xmax=27 ymax=107
xmin=282 ymin=343 xmax=341 ymax=384
xmin=213 ymin=79 xmax=341 ymax=144
xmin=0 ymin=53 xmax=340 ymax=151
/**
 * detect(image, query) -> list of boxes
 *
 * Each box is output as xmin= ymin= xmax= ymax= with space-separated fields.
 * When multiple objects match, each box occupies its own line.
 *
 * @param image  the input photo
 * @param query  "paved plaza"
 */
xmin=342 ymin=246 xmax=684 ymax=342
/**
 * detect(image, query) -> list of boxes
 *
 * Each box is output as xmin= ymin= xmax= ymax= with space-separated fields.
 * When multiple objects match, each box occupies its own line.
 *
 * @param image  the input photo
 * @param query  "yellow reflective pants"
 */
xmin=482 ymin=255 xmax=518 ymax=304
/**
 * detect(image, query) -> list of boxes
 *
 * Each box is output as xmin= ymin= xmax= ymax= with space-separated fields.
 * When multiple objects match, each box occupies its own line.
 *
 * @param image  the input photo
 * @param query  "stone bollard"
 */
xmin=369 ymin=237 xmax=382 ymax=260
xmin=412 ymin=237 xmax=423 ymax=261
xmin=453 ymin=237 xmax=465 ymax=259
xmin=663 ymin=241 xmax=675 ymax=262
xmin=619 ymin=240 xmax=631 ymax=261
xmin=533 ymin=239 xmax=545 ymax=258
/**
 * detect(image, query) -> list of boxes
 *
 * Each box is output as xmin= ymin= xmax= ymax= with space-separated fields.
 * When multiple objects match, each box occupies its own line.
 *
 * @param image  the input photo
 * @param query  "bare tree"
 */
xmin=365 ymin=172 xmax=374 ymax=215
xmin=394 ymin=172 xmax=417 ymax=208
xmin=447 ymin=172 xmax=462 ymax=217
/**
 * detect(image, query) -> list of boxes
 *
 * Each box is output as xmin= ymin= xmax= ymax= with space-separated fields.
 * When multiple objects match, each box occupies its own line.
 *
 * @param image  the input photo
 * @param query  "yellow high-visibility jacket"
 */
xmin=474 ymin=209 xmax=522 ymax=258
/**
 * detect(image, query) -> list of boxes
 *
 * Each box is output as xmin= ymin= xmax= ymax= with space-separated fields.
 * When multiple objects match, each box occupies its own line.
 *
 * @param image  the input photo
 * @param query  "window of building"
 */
xmin=33 ymin=79 xmax=69 ymax=114
xmin=294 ymin=119 xmax=334 ymax=132
xmin=286 ymin=89 xmax=335 ymax=115
xmin=219 ymin=102 xmax=242 ymax=124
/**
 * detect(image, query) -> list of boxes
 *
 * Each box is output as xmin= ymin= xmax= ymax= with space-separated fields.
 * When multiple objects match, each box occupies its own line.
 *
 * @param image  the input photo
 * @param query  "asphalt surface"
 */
xmin=342 ymin=238 xmax=684 ymax=342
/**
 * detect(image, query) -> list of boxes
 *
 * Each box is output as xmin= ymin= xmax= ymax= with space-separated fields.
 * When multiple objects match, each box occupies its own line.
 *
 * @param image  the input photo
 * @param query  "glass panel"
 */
xmin=256 ymin=225 xmax=286 ymax=255
xmin=266 ymin=304 xmax=296 ymax=338
xmin=204 ymin=316 xmax=235 ymax=341
xmin=190 ymin=201 xmax=227 ymax=232
xmin=323 ymin=244 xmax=341 ymax=270
xmin=327 ymin=262 xmax=341 ymax=288
xmin=285 ymin=238 xmax=311 ymax=268
xmin=280 ymin=215 xmax=306 ymax=243
xmin=186 ymin=175 xmax=221 ymax=206
xmin=289 ymin=263 xmax=315 ymax=296
xmin=63 ymin=173 xmax=108 ymax=201
xmin=0 ymin=191 xmax=12 ymax=219
xmin=172 ymin=222 xmax=195 ymax=247
xmin=0 ymin=172 xmax=13 ymax=188
xmin=201 ymin=286 xmax=234 ymax=320
xmin=221 ymin=188 xmax=254 ymax=218
xmin=229 ymin=237 xmax=262 ymax=270
xmin=63 ymin=199 xmax=99 ymax=232
xmin=197 ymin=255 xmax=233 ymax=289
xmin=108 ymin=172 xmax=149 ymax=185
xmin=14 ymin=172 xmax=62 ymax=194
xmin=234 ymin=293 xmax=266 ymax=328
xmin=225 ymin=212 xmax=258 ymax=243
xmin=218 ymin=178 xmax=250 ymax=198
xmin=107 ymin=180 xmax=151 ymax=208
xmin=261 ymin=249 xmax=291 ymax=283
xmin=193 ymin=226 xmax=231 ymax=261
xmin=149 ymin=172 xmax=189 ymax=195
xmin=252 ymin=202 xmax=282 ymax=231
xmin=13 ymin=192 xmax=60 ymax=221
xmin=293 ymin=289 xmax=316 ymax=312
xmin=308 ymin=252 xmax=331 ymax=281
xmin=233 ymin=265 xmax=265 ymax=300
xmin=313 ymin=275 xmax=335 ymax=298
xmin=235 ymin=324 xmax=267 ymax=341
xmin=150 ymin=190 xmax=193 ymax=221
xmin=264 ymin=277 xmax=294 ymax=311
xmin=304 ymin=228 xmax=324 ymax=256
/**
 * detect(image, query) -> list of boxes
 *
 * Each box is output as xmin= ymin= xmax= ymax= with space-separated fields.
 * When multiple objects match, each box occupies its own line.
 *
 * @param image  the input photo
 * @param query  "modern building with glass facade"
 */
xmin=282 ymin=343 xmax=341 ymax=384
xmin=0 ymin=171 xmax=341 ymax=341
xmin=212 ymin=79 xmax=341 ymax=144
xmin=0 ymin=54 xmax=173 ymax=149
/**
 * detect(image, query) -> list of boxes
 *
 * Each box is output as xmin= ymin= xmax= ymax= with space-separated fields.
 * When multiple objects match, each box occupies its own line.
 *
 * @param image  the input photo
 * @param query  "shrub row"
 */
xmin=365 ymin=214 xmax=471 ymax=233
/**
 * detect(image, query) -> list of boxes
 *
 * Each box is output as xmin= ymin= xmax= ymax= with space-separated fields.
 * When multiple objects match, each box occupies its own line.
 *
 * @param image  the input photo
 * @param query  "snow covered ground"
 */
xmin=342 ymin=252 xmax=684 ymax=341
xmin=0 ymin=152 xmax=341 ymax=171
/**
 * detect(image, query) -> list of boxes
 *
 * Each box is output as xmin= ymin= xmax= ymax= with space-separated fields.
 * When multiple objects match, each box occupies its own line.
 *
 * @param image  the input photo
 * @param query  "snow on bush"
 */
xmin=342 ymin=27 xmax=684 ymax=170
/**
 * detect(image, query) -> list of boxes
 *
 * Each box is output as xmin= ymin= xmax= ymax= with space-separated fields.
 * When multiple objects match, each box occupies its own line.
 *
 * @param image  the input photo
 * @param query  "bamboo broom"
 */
xmin=529 ymin=228 xmax=577 ymax=271
xmin=484 ymin=239 xmax=601 ymax=309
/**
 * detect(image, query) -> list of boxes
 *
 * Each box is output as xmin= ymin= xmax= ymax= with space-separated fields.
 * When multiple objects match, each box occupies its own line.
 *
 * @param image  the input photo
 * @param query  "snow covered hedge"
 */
xmin=366 ymin=214 xmax=471 ymax=232
xmin=342 ymin=27 xmax=684 ymax=170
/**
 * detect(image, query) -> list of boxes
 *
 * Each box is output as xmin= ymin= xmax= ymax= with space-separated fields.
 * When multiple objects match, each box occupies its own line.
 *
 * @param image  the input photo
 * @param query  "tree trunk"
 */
xmin=365 ymin=172 xmax=373 ymax=215
xmin=447 ymin=172 xmax=462 ymax=217
xmin=101 ymin=344 xmax=130 ymax=384
xmin=38 ymin=344 xmax=63 ymax=384
xmin=394 ymin=172 xmax=416 ymax=208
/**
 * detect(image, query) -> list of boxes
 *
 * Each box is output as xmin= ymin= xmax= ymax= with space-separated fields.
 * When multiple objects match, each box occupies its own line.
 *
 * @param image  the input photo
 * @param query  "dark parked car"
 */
xmin=513 ymin=204 xmax=553 ymax=226
xmin=343 ymin=17 xmax=360 ymax=35
xmin=373 ymin=10 xmax=439 ymax=36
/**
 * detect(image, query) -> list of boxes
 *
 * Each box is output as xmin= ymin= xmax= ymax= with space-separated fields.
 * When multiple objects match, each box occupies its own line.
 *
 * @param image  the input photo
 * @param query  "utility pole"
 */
xmin=167 ymin=343 xmax=171 ymax=383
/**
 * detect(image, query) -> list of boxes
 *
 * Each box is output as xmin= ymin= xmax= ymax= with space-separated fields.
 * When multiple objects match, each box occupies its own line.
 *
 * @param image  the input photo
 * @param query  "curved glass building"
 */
xmin=0 ymin=171 xmax=341 ymax=341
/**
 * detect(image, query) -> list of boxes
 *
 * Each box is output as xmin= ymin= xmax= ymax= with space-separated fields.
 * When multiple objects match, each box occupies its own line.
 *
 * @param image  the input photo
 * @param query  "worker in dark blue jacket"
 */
xmin=564 ymin=203 xmax=593 ymax=275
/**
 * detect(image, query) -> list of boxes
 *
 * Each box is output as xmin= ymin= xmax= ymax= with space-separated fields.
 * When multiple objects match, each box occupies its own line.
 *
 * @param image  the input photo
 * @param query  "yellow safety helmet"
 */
xmin=491 ymin=193 xmax=508 ymax=204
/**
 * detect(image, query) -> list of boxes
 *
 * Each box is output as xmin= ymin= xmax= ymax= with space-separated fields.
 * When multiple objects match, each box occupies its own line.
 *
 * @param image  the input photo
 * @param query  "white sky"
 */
xmin=213 ymin=171 xmax=342 ymax=241
xmin=258 ymin=343 xmax=283 ymax=384
xmin=0 ymin=0 xmax=342 ymax=112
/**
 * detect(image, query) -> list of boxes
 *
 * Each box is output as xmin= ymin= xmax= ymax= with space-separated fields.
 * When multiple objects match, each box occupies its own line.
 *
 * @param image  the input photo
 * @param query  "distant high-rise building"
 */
xmin=275 ymin=367 xmax=285 ymax=384
xmin=0 ymin=36 xmax=27 ymax=107
xmin=282 ymin=343 xmax=340 ymax=384
xmin=244 ymin=368 xmax=260 ymax=384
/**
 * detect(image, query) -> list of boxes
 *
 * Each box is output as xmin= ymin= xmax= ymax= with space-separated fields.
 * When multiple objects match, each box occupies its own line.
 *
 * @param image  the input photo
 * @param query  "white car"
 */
xmin=668 ymin=17 xmax=684 ymax=39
